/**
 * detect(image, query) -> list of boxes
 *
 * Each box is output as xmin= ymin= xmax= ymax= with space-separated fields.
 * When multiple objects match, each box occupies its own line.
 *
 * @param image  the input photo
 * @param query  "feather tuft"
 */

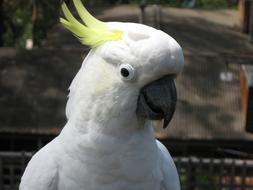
xmin=60 ymin=0 xmax=122 ymax=48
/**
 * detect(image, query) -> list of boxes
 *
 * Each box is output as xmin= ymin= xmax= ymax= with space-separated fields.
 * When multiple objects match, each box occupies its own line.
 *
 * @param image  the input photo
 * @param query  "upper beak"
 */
xmin=136 ymin=75 xmax=177 ymax=128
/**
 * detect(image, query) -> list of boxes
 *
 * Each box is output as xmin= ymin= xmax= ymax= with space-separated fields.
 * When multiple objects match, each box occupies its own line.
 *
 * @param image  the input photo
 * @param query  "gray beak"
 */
xmin=136 ymin=75 xmax=177 ymax=128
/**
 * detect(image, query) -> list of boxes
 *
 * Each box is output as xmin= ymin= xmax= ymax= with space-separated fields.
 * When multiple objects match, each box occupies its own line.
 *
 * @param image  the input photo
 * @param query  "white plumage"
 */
xmin=20 ymin=20 xmax=183 ymax=190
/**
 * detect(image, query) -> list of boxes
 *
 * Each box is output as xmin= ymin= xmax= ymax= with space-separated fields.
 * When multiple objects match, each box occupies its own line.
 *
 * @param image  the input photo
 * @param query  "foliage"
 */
xmin=33 ymin=0 xmax=61 ymax=46
xmin=2 ymin=0 xmax=33 ymax=47
xmin=1 ymin=0 xmax=61 ymax=48
xmin=198 ymin=0 xmax=231 ymax=9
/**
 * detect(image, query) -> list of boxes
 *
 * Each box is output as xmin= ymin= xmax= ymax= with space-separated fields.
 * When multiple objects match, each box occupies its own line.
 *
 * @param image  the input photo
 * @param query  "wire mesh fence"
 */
xmin=0 ymin=152 xmax=253 ymax=190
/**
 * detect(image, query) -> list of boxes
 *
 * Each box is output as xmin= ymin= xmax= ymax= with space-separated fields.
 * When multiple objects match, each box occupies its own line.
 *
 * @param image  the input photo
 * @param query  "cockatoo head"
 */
xmin=61 ymin=0 xmax=184 ymax=128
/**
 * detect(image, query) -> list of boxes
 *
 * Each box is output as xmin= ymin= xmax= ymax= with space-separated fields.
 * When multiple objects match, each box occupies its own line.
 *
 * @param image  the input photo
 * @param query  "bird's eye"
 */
xmin=119 ymin=64 xmax=135 ymax=81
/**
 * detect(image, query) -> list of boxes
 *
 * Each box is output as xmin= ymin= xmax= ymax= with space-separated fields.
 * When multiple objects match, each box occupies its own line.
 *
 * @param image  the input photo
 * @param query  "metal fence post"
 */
xmin=139 ymin=0 xmax=147 ymax=24
xmin=21 ymin=151 xmax=26 ymax=173
xmin=186 ymin=157 xmax=196 ymax=190
xmin=219 ymin=158 xmax=224 ymax=189
xmin=153 ymin=4 xmax=161 ymax=29
xmin=0 ymin=157 xmax=3 ymax=190
xmin=241 ymin=160 xmax=247 ymax=190
xmin=230 ymin=159 xmax=235 ymax=190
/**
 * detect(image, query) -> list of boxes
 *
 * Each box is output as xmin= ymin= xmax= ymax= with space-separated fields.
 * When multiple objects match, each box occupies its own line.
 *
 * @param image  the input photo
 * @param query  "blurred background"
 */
xmin=0 ymin=0 xmax=253 ymax=189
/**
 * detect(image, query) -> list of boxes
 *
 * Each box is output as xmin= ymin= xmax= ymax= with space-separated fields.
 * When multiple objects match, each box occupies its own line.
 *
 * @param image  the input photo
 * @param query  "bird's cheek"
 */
xmin=90 ymin=60 xmax=119 ymax=96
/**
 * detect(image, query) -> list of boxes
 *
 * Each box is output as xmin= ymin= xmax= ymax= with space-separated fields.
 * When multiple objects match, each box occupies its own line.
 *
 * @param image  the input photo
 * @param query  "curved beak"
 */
xmin=136 ymin=75 xmax=177 ymax=128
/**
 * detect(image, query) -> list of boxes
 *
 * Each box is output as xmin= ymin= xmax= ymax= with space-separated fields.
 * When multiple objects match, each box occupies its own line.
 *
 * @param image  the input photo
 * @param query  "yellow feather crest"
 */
xmin=60 ymin=0 xmax=122 ymax=48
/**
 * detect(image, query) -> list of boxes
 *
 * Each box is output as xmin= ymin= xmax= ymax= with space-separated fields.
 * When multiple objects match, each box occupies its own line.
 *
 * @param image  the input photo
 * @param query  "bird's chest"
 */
xmin=57 ymin=140 xmax=162 ymax=190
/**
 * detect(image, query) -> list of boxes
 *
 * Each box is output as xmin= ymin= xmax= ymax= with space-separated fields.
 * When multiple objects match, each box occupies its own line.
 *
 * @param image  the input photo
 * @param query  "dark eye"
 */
xmin=121 ymin=68 xmax=130 ymax=77
xmin=119 ymin=64 xmax=135 ymax=81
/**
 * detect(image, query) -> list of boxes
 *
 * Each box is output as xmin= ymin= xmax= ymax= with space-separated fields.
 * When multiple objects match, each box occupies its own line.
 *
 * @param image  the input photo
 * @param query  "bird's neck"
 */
xmin=57 ymin=92 xmax=160 ymax=185
xmin=61 ymin=107 xmax=146 ymax=142
xmin=60 ymin=89 xmax=157 ymax=148
xmin=59 ymin=92 xmax=157 ymax=158
xmin=66 ymin=86 xmax=143 ymax=134
xmin=58 ymin=116 xmax=159 ymax=187
xmin=59 ymin=118 xmax=157 ymax=170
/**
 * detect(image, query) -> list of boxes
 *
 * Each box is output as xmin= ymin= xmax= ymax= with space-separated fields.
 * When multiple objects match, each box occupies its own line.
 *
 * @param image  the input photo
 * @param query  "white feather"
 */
xmin=157 ymin=140 xmax=180 ymax=190
xmin=20 ymin=21 xmax=183 ymax=190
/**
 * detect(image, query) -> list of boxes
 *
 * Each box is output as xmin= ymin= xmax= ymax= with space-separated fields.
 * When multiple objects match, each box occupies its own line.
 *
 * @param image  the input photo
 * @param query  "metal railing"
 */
xmin=0 ymin=152 xmax=32 ymax=190
xmin=174 ymin=157 xmax=253 ymax=190
xmin=0 ymin=152 xmax=253 ymax=190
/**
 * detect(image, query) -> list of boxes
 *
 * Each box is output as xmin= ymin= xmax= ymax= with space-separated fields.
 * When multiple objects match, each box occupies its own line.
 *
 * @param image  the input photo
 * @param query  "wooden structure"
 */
xmin=250 ymin=0 xmax=253 ymax=42
xmin=240 ymin=65 xmax=253 ymax=133
xmin=239 ymin=0 xmax=253 ymax=41
xmin=239 ymin=0 xmax=250 ymax=33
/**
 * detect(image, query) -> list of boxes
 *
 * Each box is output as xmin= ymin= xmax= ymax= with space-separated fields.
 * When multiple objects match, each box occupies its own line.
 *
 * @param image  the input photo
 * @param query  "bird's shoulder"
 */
xmin=156 ymin=140 xmax=180 ymax=190
xmin=19 ymin=140 xmax=59 ymax=190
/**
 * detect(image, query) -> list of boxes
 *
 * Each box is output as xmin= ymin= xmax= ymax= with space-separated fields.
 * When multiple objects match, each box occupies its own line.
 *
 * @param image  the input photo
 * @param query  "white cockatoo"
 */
xmin=20 ymin=0 xmax=184 ymax=189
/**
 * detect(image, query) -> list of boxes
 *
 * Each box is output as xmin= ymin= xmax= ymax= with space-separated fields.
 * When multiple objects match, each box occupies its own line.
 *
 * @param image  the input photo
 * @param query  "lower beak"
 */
xmin=136 ymin=75 xmax=177 ymax=128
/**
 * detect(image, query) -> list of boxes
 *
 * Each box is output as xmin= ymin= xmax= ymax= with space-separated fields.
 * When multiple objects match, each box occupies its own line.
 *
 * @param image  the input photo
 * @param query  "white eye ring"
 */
xmin=119 ymin=64 xmax=135 ymax=81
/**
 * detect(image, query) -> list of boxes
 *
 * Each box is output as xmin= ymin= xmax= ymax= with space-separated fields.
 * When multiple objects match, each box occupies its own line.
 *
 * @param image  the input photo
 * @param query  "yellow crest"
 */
xmin=60 ymin=0 xmax=122 ymax=48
